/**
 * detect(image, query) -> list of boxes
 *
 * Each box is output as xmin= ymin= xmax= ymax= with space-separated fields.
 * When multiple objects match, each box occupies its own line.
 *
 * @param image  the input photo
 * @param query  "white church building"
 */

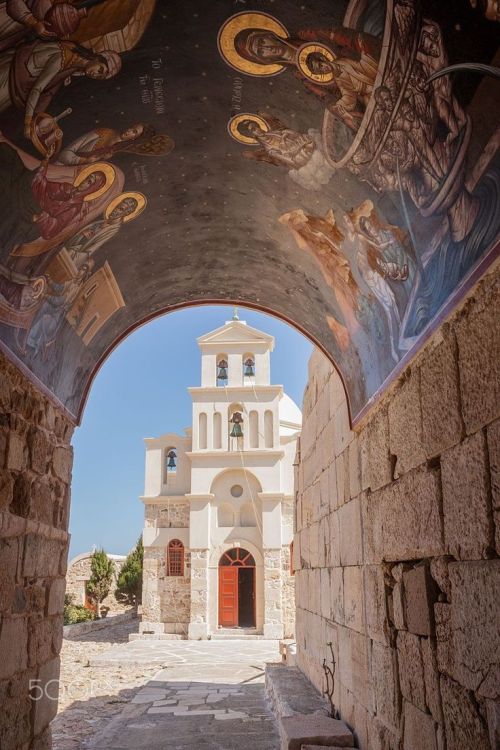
xmin=139 ymin=314 xmax=301 ymax=639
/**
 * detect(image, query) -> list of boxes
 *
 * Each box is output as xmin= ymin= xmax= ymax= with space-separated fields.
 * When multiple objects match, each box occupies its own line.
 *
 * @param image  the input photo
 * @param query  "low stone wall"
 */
xmin=294 ymin=266 xmax=500 ymax=750
xmin=0 ymin=352 xmax=74 ymax=750
xmin=62 ymin=610 xmax=137 ymax=639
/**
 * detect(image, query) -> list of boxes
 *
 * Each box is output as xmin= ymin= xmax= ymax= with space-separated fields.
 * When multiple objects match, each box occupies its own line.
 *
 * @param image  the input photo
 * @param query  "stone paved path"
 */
xmin=53 ymin=619 xmax=281 ymax=750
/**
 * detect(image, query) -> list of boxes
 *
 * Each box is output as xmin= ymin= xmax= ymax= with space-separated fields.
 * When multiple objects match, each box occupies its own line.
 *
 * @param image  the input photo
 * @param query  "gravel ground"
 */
xmin=52 ymin=618 xmax=157 ymax=750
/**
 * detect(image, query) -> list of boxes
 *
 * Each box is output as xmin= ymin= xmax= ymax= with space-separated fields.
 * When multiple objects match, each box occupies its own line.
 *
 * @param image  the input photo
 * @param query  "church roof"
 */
xmin=197 ymin=319 xmax=275 ymax=349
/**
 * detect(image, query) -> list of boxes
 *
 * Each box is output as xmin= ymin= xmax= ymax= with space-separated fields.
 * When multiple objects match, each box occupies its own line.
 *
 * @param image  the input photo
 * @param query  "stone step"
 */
xmin=211 ymin=628 xmax=265 ymax=640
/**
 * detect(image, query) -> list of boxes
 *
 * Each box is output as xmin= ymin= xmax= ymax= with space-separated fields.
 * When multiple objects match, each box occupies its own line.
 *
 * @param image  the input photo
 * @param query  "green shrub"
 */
xmin=115 ymin=537 xmax=143 ymax=607
xmin=64 ymin=603 xmax=95 ymax=625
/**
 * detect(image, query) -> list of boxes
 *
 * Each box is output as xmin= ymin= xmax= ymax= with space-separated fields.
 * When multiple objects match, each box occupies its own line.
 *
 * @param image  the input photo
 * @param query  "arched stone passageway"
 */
xmin=0 ymin=0 xmax=499 ymax=747
xmin=0 ymin=0 xmax=497 ymax=426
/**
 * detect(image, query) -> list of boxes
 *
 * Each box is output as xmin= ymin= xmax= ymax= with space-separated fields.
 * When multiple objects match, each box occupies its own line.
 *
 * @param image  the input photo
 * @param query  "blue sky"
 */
xmin=69 ymin=305 xmax=313 ymax=559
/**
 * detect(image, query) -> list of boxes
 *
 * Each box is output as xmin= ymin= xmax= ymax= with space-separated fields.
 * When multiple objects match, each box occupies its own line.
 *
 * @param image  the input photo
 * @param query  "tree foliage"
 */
xmin=115 ymin=537 xmax=143 ymax=607
xmin=86 ymin=549 xmax=114 ymax=617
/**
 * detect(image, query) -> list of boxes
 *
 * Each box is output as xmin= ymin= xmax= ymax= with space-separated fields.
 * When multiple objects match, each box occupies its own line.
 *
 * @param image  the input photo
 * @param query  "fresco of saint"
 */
xmin=228 ymin=112 xmax=334 ymax=190
xmin=57 ymin=123 xmax=174 ymax=165
xmin=0 ymin=142 xmax=115 ymax=253
xmin=218 ymin=12 xmax=381 ymax=131
xmin=0 ymin=39 xmax=121 ymax=138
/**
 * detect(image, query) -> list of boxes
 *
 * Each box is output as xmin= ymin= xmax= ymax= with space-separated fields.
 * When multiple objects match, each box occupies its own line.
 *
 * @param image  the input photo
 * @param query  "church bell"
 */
xmin=244 ymin=361 xmax=255 ymax=377
xmin=230 ymin=423 xmax=243 ymax=438
xmin=217 ymin=363 xmax=228 ymax=380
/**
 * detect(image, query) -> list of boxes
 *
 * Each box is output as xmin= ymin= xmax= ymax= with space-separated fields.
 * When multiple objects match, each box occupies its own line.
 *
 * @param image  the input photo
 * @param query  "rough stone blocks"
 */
xmin=441 ymin=431 xmax=492 ymax=560
xmin=403 ymin=565 xmax=438 ymax=637
xmin=280 ymin=714 xmax=353 ymax=750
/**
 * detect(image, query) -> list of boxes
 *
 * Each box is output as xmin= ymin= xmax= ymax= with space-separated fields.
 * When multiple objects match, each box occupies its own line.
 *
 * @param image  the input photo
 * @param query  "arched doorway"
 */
xmin=218 ymin=548 xmax=256 ymax=629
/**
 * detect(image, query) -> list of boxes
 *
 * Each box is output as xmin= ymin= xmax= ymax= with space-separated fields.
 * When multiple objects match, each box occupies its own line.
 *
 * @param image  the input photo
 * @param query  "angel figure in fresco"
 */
xmin=218 ymin=12 xmax=381 ymax=132
xmin=0 ymin=39 xmax=121 ymax=138
xmin=57 ymin=123 xmax=174 ymax=166
xmin=0 ymin=141 xmax=115 ymax=256
xmin=279 ymin=208 xmax=361 ymax=352
xmin=343 ymin=201 xmax=414 ymax=363
xmin=228 ymin=111 xmax=333 ymax=190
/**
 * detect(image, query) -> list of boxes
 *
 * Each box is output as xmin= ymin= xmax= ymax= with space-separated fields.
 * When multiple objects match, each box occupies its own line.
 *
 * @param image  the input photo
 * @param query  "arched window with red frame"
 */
xmin=166 ymin=539 xmax=184 ymax=577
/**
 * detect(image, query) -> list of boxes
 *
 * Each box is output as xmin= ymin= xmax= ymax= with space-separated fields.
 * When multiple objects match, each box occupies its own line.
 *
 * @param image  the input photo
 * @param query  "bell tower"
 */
xmin=190 ymin=314 xmax=277 ymax=453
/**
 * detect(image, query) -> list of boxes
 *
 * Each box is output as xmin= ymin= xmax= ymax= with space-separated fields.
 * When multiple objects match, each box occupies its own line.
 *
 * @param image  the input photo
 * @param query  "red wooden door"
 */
xmin=218 ymin=566 xmax=238 ymax=627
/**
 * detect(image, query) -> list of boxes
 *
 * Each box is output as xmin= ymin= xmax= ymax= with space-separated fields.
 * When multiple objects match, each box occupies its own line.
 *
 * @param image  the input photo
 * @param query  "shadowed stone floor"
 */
xmin=53 ymin=619 xmax=281 ymax=749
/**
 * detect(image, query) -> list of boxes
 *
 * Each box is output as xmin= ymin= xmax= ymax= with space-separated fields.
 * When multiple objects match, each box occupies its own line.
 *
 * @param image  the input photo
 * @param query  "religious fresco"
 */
xmin=0 ymin=0 xmax=498 ymax=422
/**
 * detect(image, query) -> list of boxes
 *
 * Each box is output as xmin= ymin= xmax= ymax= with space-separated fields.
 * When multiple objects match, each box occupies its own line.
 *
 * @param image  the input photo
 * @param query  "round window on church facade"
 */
xmin=230 ymin=484 xmax=243 ymax=498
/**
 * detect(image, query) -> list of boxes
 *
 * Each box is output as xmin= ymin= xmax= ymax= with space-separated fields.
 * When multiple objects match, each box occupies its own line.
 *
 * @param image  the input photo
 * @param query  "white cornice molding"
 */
xmin=186 ymin=449 xmax=284 ymax=460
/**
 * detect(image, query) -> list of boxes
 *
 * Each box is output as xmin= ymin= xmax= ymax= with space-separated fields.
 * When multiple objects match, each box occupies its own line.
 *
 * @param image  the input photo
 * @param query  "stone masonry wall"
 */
xmin=65 ymin=556 xmax=129 ymax=614
xmin=294 ymin=266 xmax=500 ymax=750
xmin=144 ymin=501 xmax=189 ymax=528
xmin=142 ymin=546 xmax=191 ymax=634
xmin=0 ymin=351 xmax=74 ymax=750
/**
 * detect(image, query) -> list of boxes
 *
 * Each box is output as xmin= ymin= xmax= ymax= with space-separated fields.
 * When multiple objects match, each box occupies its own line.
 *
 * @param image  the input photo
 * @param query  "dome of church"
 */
xmin=279 ymin=393 xmax=302 ymax=435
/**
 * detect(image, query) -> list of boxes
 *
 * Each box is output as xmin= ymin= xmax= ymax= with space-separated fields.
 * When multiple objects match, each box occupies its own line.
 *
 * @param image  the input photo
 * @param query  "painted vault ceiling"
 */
xmin=0 ymin=0 xmax=498 ymax=422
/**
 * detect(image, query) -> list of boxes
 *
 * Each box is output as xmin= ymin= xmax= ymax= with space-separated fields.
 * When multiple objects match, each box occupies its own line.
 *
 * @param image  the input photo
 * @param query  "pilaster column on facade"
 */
xmin=186 ymin=494 xmax=212 ymax=549
xmin=140 ymin=546 xmax=164 ymax=634
xmin=263 ymin=548 xmax=284 ymax=639
xmin=188 ymin=548 xmax=210 ymax=639
xmin=259 ymin=493 xmax=284 ymax=549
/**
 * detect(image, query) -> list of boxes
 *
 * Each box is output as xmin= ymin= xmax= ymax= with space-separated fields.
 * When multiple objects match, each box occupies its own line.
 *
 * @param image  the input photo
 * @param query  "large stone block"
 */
xmin=397 ymin=631 xmax=426 ymax=712
xmin=392 ymin=580 xmax=406 ymax=630
xmin=338 ymin=626 xmax=370 ymax=711
xmin=0 ymin=617 xmax=28 ymax=679
xmin=47 ymin=578 xmax=66 ymax=616
xmin=421 ymin=637 xmax=443 ymax=724
xmin=320 ymin=568 xmax=331 ymax=620
xmin=455 ymin=277 xmax=500 ymax=434
xmin=330 ymin=567 xmax=344 ymax=625
xmin=403 ymin=701 xmax=438 ymax=750
xmin=487 ymin=418 xmax=500 ymax=554
xmin=51 ymin=445 xmax=73 ymax=483
xmin=281 ymin=714 xmax=354 ymax=749
xmin=363 ymin=565 xmax=389 ymax=644
xmin=367 ymin=408 xmax=392 ymax=492
xmin=0 ymin=536 xmax=19 ymax=612
xmin=441 ymin=560 xmax=500 ymax=696
xmin=440 ymin=675 xmax=490 ymax=750
xmin=33 ymin=656 xmax=60 ymax=735
xmin=362 ymin=468 xmax=443 ymax=563
xmin=338 ymin=499 xmax=362 ymax=567
xmin=420 ymin=333 xmax=463 ymax=458
xmin=388 ymin=369 xmax=426 ymax=477
xmin=403 ymin=565 xmax=439 ymax=637
xmin=28 ymin=427 xmax=52 ymax=476
xmin=371 ymin=642 xmax=400 ymax=731
xmin=441 ymin=431 xmax=492 ymax=560
xmin=0 ymin=671 xmax=32 ymax=750
xmin=343 ymin=566 xmax=363 ymax=634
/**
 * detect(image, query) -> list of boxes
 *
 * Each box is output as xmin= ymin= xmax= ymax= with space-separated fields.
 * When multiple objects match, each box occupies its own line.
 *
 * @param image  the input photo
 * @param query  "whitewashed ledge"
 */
xmin=63 ymin=610 xmax=137 ymax=638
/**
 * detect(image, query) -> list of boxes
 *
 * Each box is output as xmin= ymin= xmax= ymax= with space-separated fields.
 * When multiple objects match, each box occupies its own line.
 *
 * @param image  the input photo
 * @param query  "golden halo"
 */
xmin=297 ymin=43 xmax=336 ymax=84
xmin=104 ymin=191 xmax=147 ymax=223
xmin=228 ymin=113 xmax=270 ymax=144
xmin=218 ymin=12 xmax=289 ymax=77
xmin=73 ymin=162 xmax=116 ymax=202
